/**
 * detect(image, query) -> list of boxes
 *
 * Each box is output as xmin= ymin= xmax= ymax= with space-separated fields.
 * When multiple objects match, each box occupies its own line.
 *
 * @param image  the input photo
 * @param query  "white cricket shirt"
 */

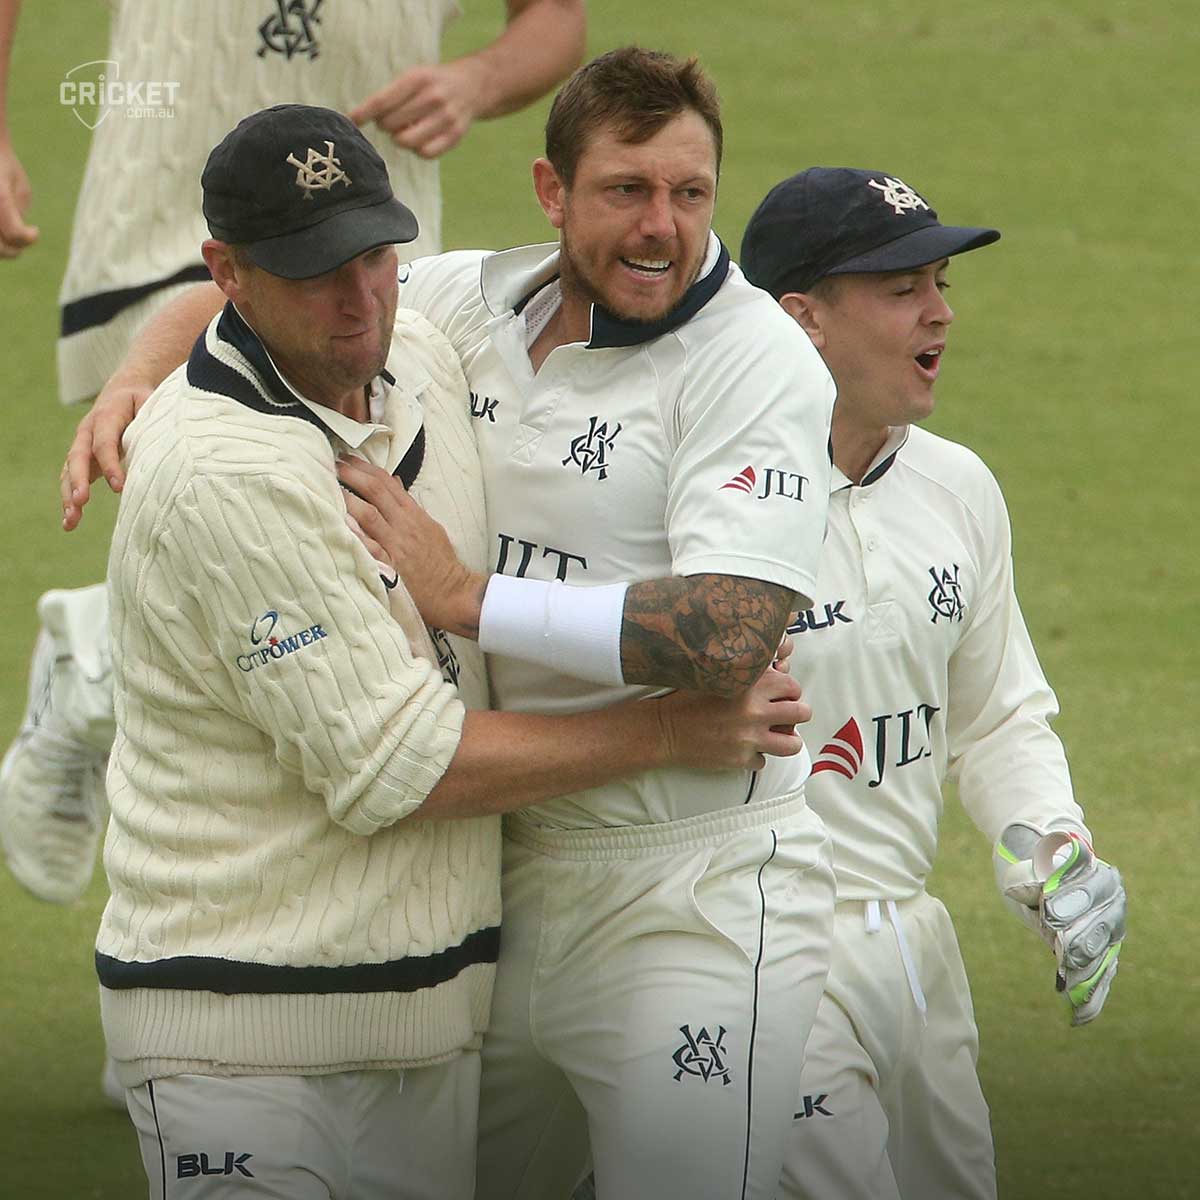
xmin=399 ymin=236 xmax=837 ymax=827
xmin=788 ymin=425 xmax=1087 ymax=899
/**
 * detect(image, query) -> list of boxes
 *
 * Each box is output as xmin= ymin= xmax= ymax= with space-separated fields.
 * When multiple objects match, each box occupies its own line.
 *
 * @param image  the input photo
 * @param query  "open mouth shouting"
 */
xmin=621 ymin=256 xmax=672 ymax=278
xmin=915 ymin=345 xmax=944 ymax=378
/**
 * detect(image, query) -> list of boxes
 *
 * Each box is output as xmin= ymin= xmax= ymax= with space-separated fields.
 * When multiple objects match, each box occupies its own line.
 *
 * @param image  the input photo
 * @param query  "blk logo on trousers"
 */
xmin=177 ymin=1152 xmax=255 ymax=1178
xmin=794 ymin=1094 xmax=833 ymax=1119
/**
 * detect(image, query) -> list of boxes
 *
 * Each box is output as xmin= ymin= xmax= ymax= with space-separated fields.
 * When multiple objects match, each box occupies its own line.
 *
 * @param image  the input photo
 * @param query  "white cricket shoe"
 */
xmin=0 ymin=586 xmax=115 ymax=904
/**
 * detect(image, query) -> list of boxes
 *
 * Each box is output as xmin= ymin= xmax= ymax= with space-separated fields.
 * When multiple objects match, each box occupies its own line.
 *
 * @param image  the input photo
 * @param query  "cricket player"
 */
xmin=100 ymin=102 xmax=805 ymax=1199
xmin=0 ymin=0 xmax=585 ymax=910
xmin=735 ymin=167 xmax=1128 ymax=1200
xmin=60 ymin=49 xmax=840 ymax=1200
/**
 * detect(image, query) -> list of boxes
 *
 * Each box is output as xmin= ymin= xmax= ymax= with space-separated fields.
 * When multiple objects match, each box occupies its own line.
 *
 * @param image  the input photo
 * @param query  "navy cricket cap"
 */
xmin=740 ymin=167 xmax=1000 ymax=297
xmin=202 ymin=104 xmax=418 ymax=280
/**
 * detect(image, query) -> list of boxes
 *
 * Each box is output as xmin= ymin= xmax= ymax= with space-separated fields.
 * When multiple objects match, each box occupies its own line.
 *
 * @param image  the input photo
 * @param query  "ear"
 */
xmin=202 ymin=239 xmax=246 ymax=302
xmin=532 ymin=157 xmax=567 ymax=231
xmin=779 ymin=292 xmax=826 ymax=349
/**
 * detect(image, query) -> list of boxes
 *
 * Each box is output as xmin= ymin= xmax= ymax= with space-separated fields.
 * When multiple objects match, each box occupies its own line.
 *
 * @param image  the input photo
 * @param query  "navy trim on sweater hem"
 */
xmin=96 ymin=925 xmax=500 ymax=995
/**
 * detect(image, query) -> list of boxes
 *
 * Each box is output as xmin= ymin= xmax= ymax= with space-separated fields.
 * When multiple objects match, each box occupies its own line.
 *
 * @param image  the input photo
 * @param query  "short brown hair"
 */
xmin=802 ymin=275 xmax=843 ymax=303
xmin=545 ymin=46 xmax=723 ymax=186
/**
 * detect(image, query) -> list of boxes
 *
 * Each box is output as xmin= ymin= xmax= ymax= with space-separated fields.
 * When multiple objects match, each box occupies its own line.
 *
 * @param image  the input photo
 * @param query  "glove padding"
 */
xmin=994 ymin=821 xmax=1053 ymax=938
xmin=1036 ymin=832 xmax=1125 ymax=1025
xmin=994 ymin=823 xmax=1126 ymax=1026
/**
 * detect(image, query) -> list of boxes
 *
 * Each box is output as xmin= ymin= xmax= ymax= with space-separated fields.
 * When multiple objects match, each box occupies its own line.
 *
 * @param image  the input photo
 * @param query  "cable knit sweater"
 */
xmin=96 ymin=304 xmax=498 ymax=1087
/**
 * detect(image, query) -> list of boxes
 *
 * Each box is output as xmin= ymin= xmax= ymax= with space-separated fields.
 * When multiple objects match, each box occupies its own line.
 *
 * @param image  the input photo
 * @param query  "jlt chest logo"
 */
xmin=672 ymin=1025 xmax=732 ymax=1085
xmin=811 ymin=707 xmax=940 ymax=789
xmin=720 ymin=465 xmax=808 ymax=502
xmin=495 ymin=533 xmax=588 ymax=581
xmin=563 ymin=415 xmax=622 ymax=480
xmin=258 ymin=0 xmax=323 ymax=60
xmin=928 ymin=565 xmax=966 ymax=623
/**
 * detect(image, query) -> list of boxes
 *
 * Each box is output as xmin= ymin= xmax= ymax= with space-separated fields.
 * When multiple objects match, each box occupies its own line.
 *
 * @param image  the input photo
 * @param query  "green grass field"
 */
xmin=2 ymin=1 xmax=1196 ymax=1195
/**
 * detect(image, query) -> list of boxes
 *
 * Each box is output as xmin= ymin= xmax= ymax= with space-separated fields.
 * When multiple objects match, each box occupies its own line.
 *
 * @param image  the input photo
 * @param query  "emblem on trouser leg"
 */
xmin=793 ymin=1093 xmax=833 ymax=1119
xmin=672 ymin=1025 xmax=732 ymax=1085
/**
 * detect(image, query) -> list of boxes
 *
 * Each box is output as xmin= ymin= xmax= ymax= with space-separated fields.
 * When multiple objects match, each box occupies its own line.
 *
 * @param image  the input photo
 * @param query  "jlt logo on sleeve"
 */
xmin=719 ymin=465 xmax=808 ymax=501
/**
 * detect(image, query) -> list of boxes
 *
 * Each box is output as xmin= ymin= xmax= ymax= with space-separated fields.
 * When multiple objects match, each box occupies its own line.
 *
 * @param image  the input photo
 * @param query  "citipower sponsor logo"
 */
xmin=60 ymin=60 xmax=180 ymax=130
xmin=235 ymin=610 xmax=329 ymax=673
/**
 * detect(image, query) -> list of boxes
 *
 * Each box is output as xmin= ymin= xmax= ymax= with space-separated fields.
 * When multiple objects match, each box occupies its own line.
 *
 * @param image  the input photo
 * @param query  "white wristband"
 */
xmin=478 ymin=575 xmax=628 ymax=686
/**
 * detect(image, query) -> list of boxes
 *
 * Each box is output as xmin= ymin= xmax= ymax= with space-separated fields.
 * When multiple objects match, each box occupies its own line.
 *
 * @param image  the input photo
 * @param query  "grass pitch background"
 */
xmin=1 ymin=1 xmax=1195 ymax=1195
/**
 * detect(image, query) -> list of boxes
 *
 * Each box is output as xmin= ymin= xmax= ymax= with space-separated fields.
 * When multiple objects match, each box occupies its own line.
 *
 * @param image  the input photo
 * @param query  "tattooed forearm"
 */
xmin=620 ymin=574 xmax=796 ymax=697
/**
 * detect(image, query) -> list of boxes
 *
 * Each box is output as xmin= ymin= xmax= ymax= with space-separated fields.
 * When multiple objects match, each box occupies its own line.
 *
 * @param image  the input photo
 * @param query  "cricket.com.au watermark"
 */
xmin=59 ymin=60 xmax=181 ymax=130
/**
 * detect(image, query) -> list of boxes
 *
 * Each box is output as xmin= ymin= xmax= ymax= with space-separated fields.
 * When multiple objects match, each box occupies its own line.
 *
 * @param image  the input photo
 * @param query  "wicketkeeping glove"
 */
xmin=994 ymin=822 xmax=1126 ymax=1026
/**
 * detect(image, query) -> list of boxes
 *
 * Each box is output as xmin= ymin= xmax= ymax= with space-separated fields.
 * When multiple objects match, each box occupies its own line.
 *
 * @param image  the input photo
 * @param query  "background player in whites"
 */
xmin=732 ymin=167 xmax=1127 ymax=1200
xmin=59 ymin=48 xmax=840 ymax=1200
xmin=0 ymin=0 xmax=584 ymax=901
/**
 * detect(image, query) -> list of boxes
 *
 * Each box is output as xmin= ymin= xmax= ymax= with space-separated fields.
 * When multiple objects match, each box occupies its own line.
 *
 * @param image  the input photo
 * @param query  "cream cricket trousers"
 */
xmin=779 ymin=892 xmax=997 ymax=1200
xmin=475 ymin=790 xmax=834 ymax=1200
xmin=125 ymin=1055 xmax=480 ymax=1199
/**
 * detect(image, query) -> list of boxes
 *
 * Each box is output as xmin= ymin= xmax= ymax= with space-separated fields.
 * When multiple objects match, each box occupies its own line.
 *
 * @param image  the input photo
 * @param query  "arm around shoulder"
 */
xmin=62 ymin=282 xmax=226 ymax=523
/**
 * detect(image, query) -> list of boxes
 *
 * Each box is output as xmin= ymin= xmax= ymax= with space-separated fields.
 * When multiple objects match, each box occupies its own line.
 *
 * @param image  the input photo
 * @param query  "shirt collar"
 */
xmin=231 ymin=302 xmax=394 ymax=448
xmin=481 ymin=232 xmax=731 ymax=350
xmin=830 ymin=425 xmax=911 ymax=492
xmin=186 ymin=302 xmax=425 ymax=486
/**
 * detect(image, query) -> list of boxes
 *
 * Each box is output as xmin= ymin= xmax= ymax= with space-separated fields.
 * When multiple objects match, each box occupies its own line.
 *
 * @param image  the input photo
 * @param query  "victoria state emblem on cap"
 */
xmin=286 ymin=140 xmax=351 ymax=200
xmin=867 ymin=176 xmax=931 ymax=217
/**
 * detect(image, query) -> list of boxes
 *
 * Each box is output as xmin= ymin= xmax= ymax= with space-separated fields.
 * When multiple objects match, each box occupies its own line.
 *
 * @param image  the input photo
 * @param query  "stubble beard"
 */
xmin=558 ymin=227 xmax=704 ymax=326
xmin=320 ymin=289 xmax=397 ymax=399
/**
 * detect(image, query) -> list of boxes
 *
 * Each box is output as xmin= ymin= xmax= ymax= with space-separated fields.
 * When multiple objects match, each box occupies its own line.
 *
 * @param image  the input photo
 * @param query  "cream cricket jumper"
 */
xmin=96 ymin=303 xmax=498 ymax=1088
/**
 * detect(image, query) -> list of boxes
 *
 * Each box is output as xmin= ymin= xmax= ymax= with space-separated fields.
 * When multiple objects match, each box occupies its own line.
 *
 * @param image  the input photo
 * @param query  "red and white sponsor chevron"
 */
xmin=720 ymin=465 xmax=757 ymax=494
xmin=811 ymin=717 xmax=863 ymax=779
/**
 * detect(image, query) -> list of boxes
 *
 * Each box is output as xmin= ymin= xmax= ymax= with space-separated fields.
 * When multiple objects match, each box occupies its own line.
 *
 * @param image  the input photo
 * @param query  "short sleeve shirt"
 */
xmin=399 ymin=236 xmax=837 ymax=826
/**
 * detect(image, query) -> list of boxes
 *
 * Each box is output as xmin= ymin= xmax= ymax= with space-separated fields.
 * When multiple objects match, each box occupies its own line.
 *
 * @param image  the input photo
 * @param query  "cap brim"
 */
xmin=827 ymin=224 xmax=1000 ymax=277
xmin=245 ymin=196 xmax=419 ymax=280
